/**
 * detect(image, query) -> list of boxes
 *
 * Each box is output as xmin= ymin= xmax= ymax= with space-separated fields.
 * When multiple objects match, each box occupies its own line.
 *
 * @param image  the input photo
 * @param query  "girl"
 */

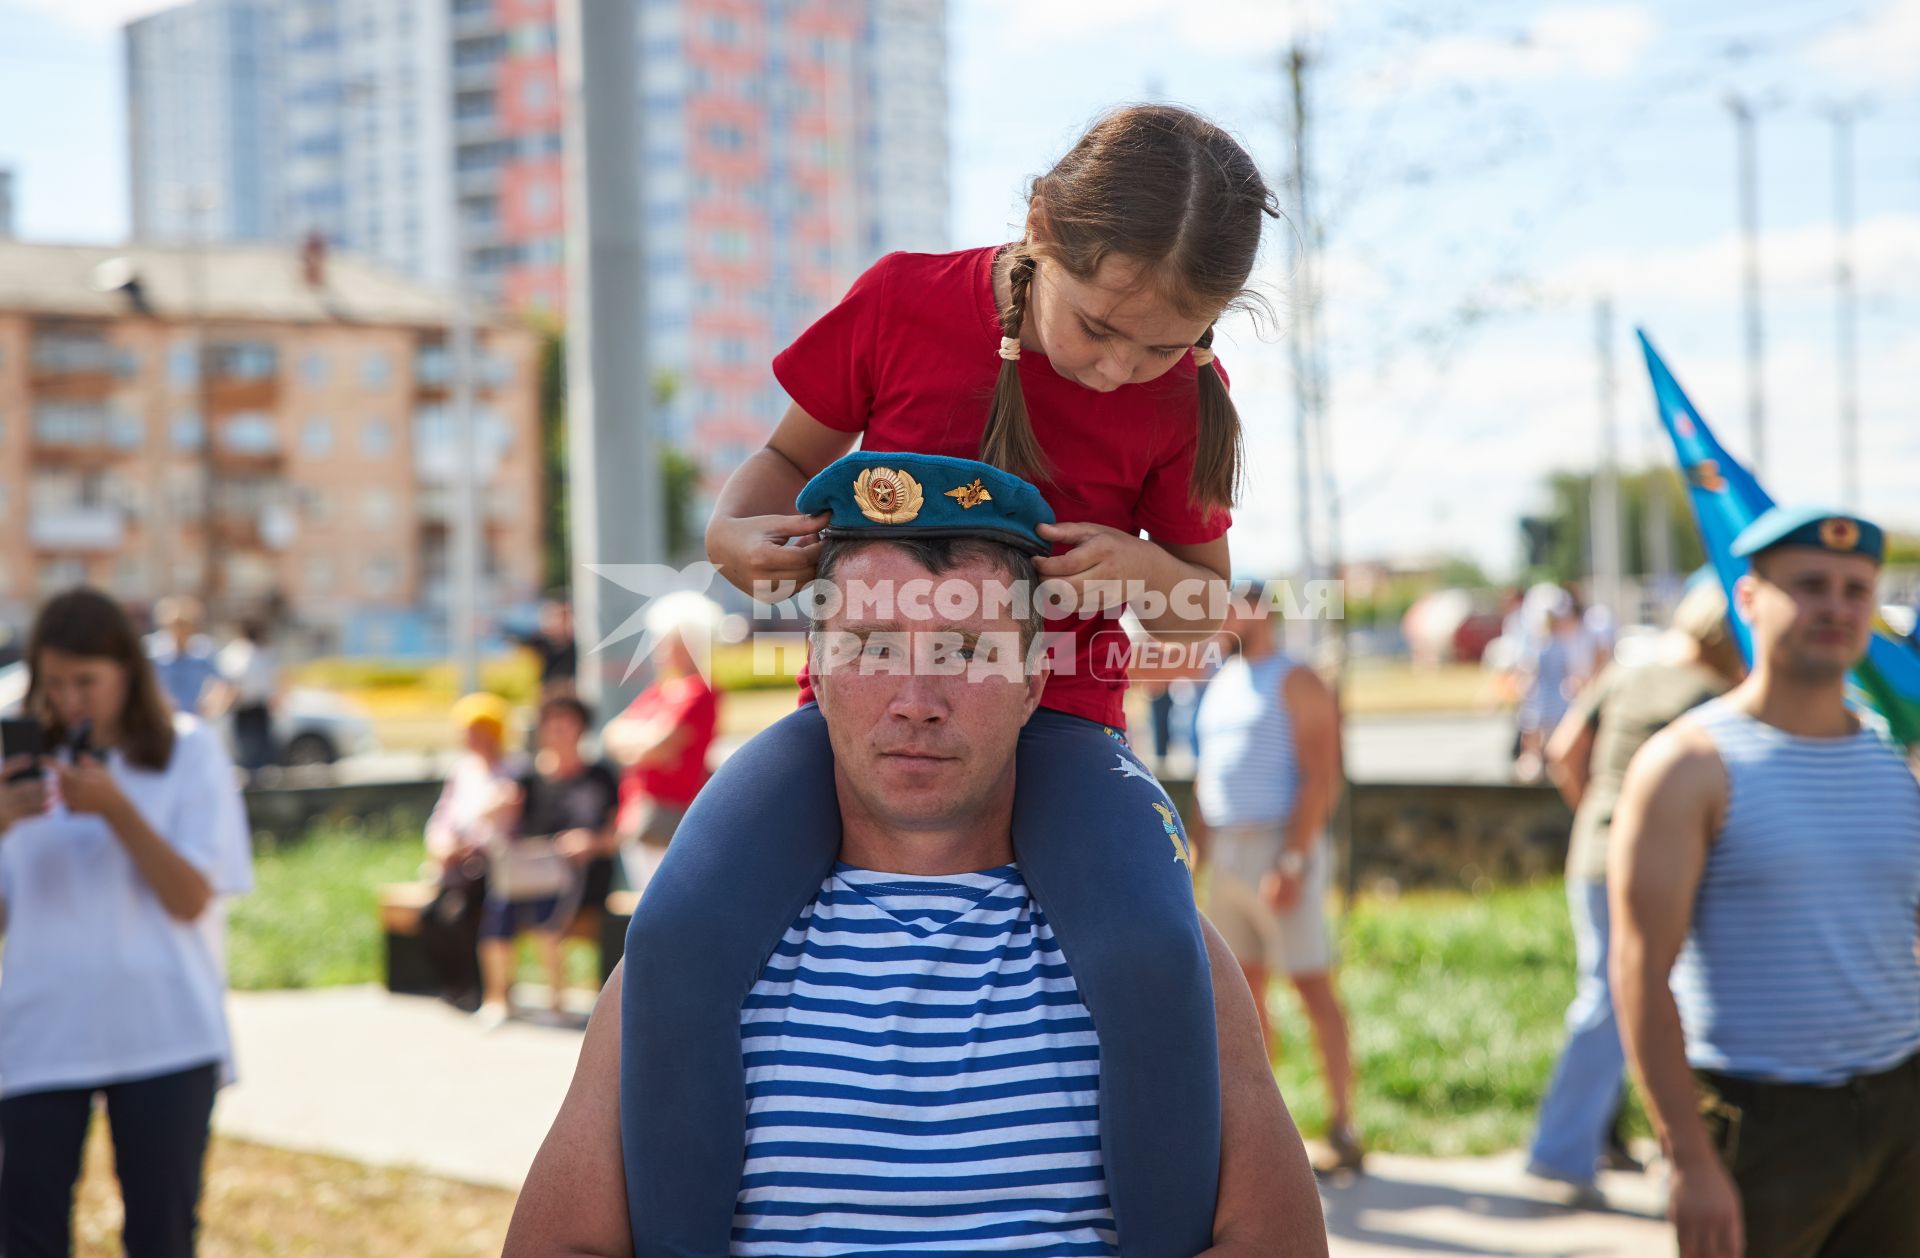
xmin=625 ymin=104 xmax=1278 ymax=1254
xmin=0 ymin=588 xmax=254 ymax=1258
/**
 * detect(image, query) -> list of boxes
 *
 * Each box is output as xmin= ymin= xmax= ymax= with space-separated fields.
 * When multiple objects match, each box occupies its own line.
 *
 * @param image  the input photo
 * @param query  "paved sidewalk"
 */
xmin=218 ymin=986 xmax=1673 ymax=1255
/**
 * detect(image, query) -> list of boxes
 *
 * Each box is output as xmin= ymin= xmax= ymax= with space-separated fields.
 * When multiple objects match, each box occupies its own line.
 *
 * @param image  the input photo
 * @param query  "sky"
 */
xmin=4 ymin=0 xmax=1919 ymax=578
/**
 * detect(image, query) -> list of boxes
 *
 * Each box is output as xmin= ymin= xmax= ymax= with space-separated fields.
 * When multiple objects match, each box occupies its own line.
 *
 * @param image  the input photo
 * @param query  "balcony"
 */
xmin=30 ymin=506 xmax=124 ymax=552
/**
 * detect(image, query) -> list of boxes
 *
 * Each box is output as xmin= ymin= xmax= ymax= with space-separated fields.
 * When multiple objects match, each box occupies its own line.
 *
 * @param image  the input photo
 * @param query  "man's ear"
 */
xmin=1022 ymin=658 xmax=1049 ymax=721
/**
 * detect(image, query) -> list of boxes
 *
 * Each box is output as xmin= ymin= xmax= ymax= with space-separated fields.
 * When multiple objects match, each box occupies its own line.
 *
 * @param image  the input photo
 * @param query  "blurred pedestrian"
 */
xmin=1525 ymin=577 xmax=1745 ymax=1200
xmin=477 ymin=695 xmax=617 ymax=1027
xmin=1613 ymin=508 xmax=1920 ymax=1258
xmin=1513 ymin=586 xmax=1592 ymax=781
xmin=603 ymin=596 xmax=720 ymax=893
xmin=419 ymin=693 xmax=520 ymax=1012
xmin=0 ymin=587 xmax=253 ymax=1258
xmin=146 ymin=595 xmax=221 ymax=717
xmin=216 ymin=618 xmax=280 ymax=773
xmin=1193 ymin=586 xmax=1364 ymax=1174
xmin=511 ymin=592 xmax=578 ymax=704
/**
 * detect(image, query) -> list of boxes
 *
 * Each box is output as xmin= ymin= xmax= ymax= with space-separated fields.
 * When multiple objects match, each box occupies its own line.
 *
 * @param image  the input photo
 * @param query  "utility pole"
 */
xmin=1590 ymin=298 xmax=1623 ymax=625
xmin=559 ymin=0 xmax=658 ymax=721
xmin=1727 ymin=95 xmax=1767 ymax=476
xmin=1826 ymin=104 xmax=1864 ymax=509
xmin=1287 ymin=45 xmax=1317 ymax=638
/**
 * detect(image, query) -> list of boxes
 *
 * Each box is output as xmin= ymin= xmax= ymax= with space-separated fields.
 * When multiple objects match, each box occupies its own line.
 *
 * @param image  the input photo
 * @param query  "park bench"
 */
xmin=378 ymin=882 xmax=637 ymax=999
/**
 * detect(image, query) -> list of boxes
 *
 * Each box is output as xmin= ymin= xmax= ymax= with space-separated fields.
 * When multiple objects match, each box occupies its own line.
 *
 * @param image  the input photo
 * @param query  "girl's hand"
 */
xmin=707 ymin=511 xmax=831 ymax=598
xmin=0 ymin=759 xmax=48 ymax=832
xmin=49 ymin=755 xmax=125 ymax=819
xmin=1033 ymin=522 xmax=1158 ymax=616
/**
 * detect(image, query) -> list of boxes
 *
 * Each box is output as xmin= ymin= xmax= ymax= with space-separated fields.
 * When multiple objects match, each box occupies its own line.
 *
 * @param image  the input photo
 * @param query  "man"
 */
xmin=1526 ymin=578 xmax=1745 ymax=1198
xmin=146 ymin=596 xmax=221 ymax=716
xmin=1611 ymin=506 xmax=1920 ymax=1258
xmin=478 ymin=695 xmax=619 ymax=1027
xmin=512 ymin=592 xmax=580 ymax=704
xmin=1192 ymin=588 xmax=1363 ymax=1174
xmin=507 ymin=454 xmax=1325 ymax=1256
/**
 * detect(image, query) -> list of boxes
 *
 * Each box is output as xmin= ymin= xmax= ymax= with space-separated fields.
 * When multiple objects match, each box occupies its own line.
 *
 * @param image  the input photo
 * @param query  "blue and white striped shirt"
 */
xmin=733 ymin=863 xmax=1118 ymax=1256
xmin=1674 ymin=700 xmax=1920 ymax=1084
xmin=1194 ymin=651 xmax=1300 ymax=827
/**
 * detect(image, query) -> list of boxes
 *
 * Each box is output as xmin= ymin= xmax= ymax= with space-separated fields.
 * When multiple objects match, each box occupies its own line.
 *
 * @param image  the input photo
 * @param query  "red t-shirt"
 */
xmin=617 ymin=675 xmax=719 ymax=810
xmin=772 ymin=246 xmax=1232 ymax=730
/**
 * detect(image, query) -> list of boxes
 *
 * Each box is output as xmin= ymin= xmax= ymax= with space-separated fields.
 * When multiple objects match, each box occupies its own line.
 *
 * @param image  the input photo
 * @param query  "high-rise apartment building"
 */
xmin=124 ymin=0 xmax=948 ymax=519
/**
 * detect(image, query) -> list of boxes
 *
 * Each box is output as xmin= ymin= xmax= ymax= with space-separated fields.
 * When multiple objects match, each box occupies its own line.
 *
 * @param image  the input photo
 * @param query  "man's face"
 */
xmin=811 ymin=546 xmax=1045 ymax=833
xmin=1737 ymin=548 xmax=1879 ymax=682
xmin=537 ymin=708 xmax=584 ymax=758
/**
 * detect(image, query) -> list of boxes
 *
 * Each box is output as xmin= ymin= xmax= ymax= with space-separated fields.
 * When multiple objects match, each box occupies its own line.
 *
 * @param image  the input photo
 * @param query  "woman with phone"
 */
xmin=0 ymin=587 xmax=253 ymax=1258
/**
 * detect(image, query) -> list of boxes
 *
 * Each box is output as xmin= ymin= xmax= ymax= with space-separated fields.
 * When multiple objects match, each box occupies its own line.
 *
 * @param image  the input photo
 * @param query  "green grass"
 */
xmin=229 ymin=832 xmax=1625 ymax=1156
xmin=1264 ymin=879 xmax=1647 ymax=1155
xmin=230 ymin=821 xmax=602 ymax=993
xmin=228 ymin=821 xmax=430 ymax=991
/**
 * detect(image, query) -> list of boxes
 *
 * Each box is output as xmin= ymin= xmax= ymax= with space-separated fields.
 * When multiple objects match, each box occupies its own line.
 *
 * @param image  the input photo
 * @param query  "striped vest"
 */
xmin=1193 ymin=651 xmax=1300 ymax=827
xmin=1674 ymin=700 xmax=1920 ymax=1083
xmin=734 ymin=863 xmax=1117 ymax=1255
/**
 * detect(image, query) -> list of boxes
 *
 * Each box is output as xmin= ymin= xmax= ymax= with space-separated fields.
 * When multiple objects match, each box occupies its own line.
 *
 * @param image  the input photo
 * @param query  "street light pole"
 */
xmin=1826 ymin=105 xmax=1863 ymax=509
xmin=1727 ymin=94 xmax=1767 ymax=476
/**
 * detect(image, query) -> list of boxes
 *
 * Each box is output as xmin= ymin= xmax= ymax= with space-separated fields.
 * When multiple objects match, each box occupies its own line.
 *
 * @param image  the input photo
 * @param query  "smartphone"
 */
xmin=0 ymin=717 xmax=45 ymax=783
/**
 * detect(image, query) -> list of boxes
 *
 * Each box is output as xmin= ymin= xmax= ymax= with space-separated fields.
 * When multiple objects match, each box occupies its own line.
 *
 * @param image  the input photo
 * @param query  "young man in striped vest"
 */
xmin=1611 ymin=505 xmax=1920 ymax=1258
xmin=506 ymin=454 xmax=1326 ymax=1257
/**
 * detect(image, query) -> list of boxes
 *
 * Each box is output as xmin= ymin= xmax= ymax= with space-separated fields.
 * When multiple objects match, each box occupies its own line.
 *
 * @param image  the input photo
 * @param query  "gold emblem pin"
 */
xmin=1819 ymin=517 xmax=1860 ymax=550
xmin=945 ymin=478 xmax=993 ymax=509
xmin=852 ymin=467 xmax=925 ymax=525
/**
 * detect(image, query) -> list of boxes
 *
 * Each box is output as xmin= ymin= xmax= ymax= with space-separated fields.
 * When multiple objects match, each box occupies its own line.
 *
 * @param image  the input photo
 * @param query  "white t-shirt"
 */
xmin=0 ymin=715 xmax=254 ymax=1097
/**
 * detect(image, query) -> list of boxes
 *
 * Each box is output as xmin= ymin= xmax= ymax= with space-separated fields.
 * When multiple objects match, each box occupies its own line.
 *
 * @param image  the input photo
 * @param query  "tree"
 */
xmin=538 ymin=338 xmax=702 ymax=586
xmin=1539 ymin=466 xmax=1705 ymax=583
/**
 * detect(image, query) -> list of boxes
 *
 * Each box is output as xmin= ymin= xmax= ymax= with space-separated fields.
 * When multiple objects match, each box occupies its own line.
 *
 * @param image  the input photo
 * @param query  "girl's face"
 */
xmin=1026 ymin=254 xmax=1218 ymax=393
xmin=35 ymin=648 xmax=130 ymax=739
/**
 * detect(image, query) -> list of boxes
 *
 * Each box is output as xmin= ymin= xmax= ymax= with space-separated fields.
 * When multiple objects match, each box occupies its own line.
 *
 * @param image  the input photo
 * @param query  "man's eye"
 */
xmin=863 ymin=642 xmax=895 ymax=658
xmin=953 ymin=646 xmax=977 ymax=662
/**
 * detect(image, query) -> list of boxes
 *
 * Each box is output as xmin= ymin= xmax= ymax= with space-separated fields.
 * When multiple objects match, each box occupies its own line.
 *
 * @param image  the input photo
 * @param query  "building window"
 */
xmin=108 ymin=408 xmax=144 ymax=450
xmin=360 ymin=418 xmax=393 ymax=456
xmin=221 ymin=412 xmax=279 ymax=454
xmin=301 ymin=351 xmax=330 ymax=386
xmin=300 ymin=486 xmax=331 ymax=524
xmin=417 ymin=344 xmax=451 ymax=386
xmin=365 ymin=553 xmax=399 ymax=595
xmin=305 ymin=554 xmax=334 ymax=593
xmin=362 ymin=352 xmax=392 ymax=389
xmin=364 ymin=488 xmax=396 ymax=526
xmin=31 ymin=330 xmax=111 ymax=375
xmin=170 ymin=413 xmax=205 ymax=450
xmin=207 ymin=341 xmax=277 ymax=380
xmin=525 ymin=180 xmax=554 ymax=217
xmin=302 ymin=417 xmax=333 ymax=456
xmin=522 ymin=77 xmax=550 ymax=112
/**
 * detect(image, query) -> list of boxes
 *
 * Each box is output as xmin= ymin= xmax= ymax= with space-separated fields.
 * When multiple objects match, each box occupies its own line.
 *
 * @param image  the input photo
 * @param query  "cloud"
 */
xmin=1392 ymin=4 xmax=1657 ymax=88
xmin=8 ymin=0 xmax=181 ymax=35
xmin=1809 ymin=0 xmax=1920 ymax=87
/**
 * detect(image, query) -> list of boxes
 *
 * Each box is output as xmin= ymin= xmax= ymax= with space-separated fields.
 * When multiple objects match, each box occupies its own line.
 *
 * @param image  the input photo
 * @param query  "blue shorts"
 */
xmin=479 ymin=896 xmax=563 ymax=940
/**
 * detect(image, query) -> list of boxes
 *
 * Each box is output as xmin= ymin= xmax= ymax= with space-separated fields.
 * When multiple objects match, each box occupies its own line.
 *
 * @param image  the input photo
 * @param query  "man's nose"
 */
xmin=888 ymin=668 xmax=951 ymax=723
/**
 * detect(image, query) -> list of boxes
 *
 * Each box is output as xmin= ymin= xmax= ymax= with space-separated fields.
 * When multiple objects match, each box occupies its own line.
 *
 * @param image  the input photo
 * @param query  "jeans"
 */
xmin=1528 ymin=878 xmax=1626 ymax=1183
xmin=0 ymin=1061 xmax=219 ymax=1258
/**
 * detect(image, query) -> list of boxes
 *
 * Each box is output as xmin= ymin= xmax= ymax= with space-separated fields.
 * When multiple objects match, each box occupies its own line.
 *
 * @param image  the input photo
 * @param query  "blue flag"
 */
xmin=1638 ymin=330 xmax=1920 ymax=747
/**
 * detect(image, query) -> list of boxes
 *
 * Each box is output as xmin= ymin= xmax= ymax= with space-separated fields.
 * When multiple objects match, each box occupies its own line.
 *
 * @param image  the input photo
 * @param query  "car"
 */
xmin=0 ymin=663 xmax=378 ymax=767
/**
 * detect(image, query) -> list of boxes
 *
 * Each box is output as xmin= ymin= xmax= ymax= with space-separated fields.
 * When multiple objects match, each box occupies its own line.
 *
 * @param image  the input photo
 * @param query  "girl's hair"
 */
xmin=983 ymin=104 xmax=1279 ymax=511
xmin=26 ymin=587 xmax=178 ymax=771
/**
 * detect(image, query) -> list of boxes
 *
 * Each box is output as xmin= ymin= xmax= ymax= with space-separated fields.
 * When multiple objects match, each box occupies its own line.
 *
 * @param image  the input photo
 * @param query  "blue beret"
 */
xmin=796 ymin=451 xmax=1056 ymax=557
xmin=1730 ymin=505 xmax=1883 ymax=563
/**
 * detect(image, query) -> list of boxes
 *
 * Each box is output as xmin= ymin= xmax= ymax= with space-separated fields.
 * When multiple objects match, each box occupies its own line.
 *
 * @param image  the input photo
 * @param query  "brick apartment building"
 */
xmin=0 ymin=237 xmax=541 ymax=653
